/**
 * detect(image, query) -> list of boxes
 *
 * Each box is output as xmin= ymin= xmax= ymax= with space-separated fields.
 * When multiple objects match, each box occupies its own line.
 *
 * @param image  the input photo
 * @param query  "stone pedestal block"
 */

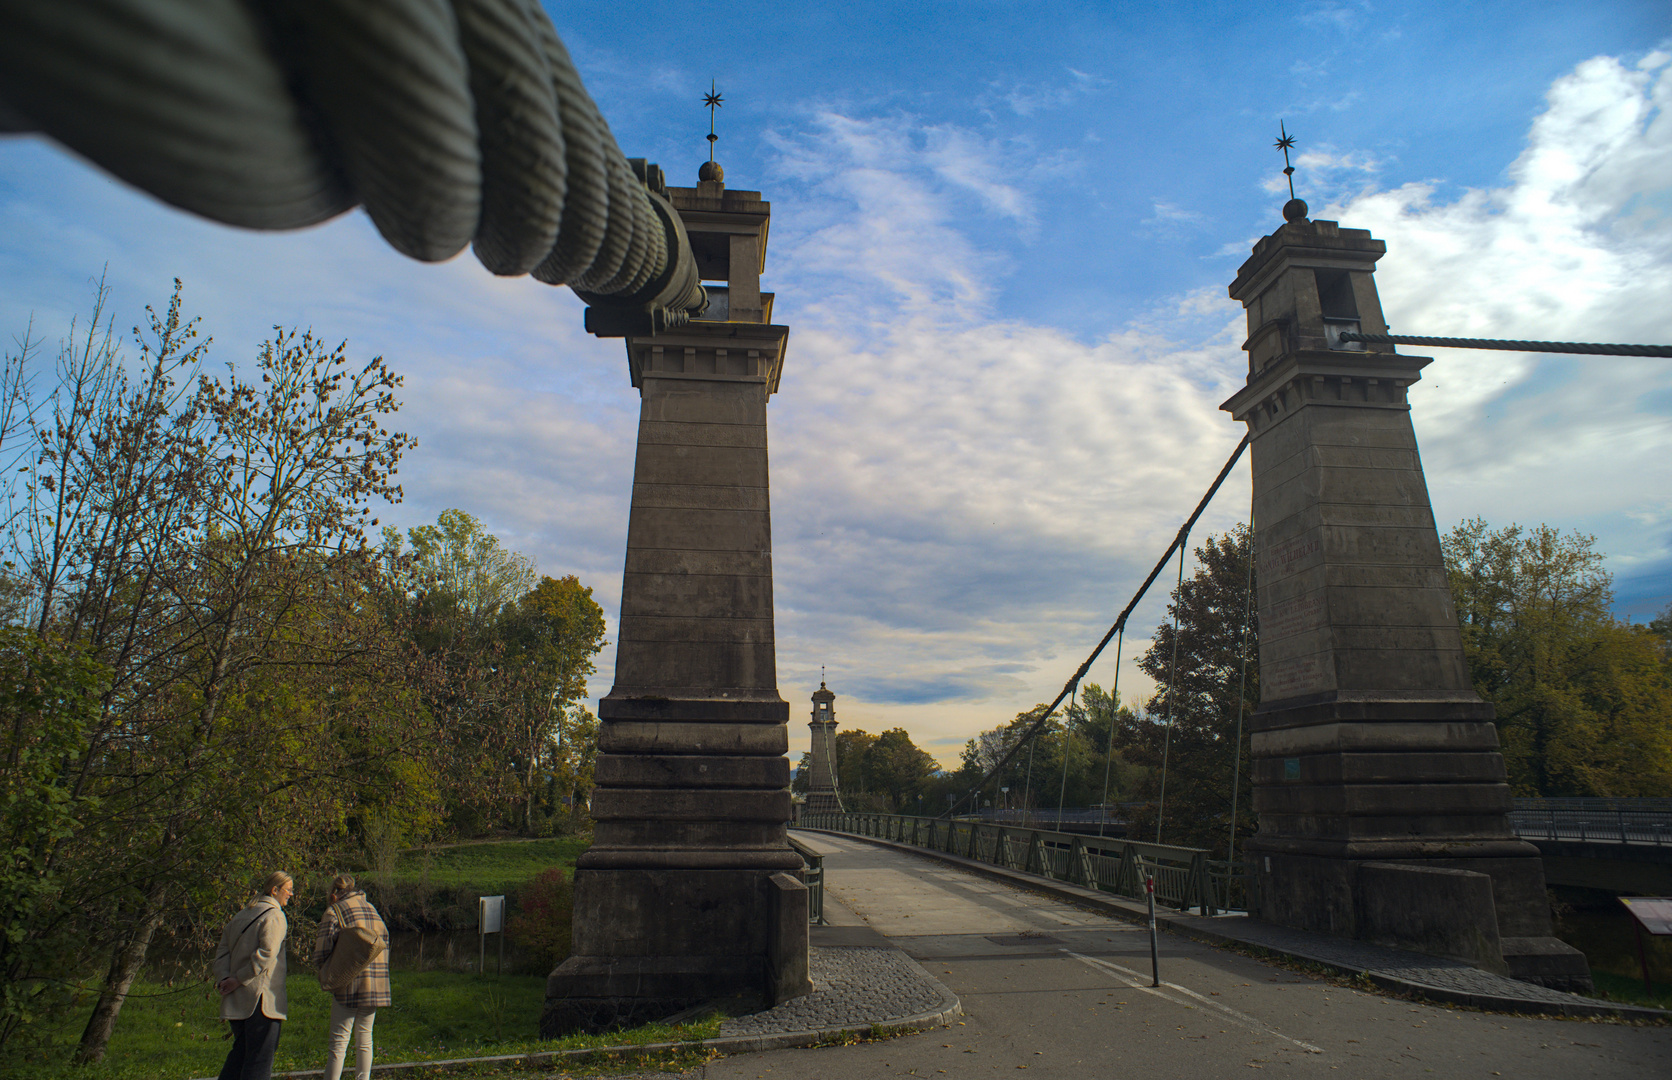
xmin=1356 ymin=862 xmax=1506 ymax=972
xmin=767 ymin=873 xmax=813 ymax=1005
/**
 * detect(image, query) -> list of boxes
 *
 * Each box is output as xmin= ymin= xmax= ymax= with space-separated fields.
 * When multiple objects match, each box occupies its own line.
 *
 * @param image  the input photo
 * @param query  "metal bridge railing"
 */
xmin=787 ymin=835 xmax=826 ymax=925
xmin=1509 ymin=805 xmax=1672 ymax=847
xmin=800 ymin=812 xmax=1254 ymax=916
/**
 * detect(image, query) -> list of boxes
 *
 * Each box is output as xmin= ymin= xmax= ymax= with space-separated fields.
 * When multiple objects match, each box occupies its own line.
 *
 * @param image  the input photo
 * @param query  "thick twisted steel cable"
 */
xmin=0 ymin=0 xmax=697 ymax=315
xmin=1337 ymin=332 xmax=1672 ymax=358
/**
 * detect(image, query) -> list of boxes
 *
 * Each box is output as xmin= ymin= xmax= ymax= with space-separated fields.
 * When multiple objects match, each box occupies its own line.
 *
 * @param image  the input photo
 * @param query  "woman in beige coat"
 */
xmin=212 ymin=871 xmax=293 ymax=1080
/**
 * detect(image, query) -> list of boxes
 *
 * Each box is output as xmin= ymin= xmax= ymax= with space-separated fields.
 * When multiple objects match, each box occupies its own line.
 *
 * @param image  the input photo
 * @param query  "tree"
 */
xmin=0 ymin=280 xmax=417 ymax=1060
xmin=833 ymin=729 xmax=879 ymax=804
xmin=1127 ymin=526 xmax=1258 ymax=854
xmin=498 ymin=575 xmax=606 ymax=833
xmin=402 ymin=509 xmax=537 ymax=632
xmin=864 ymin=728 xmax=938 ymax=810
xmin=1443 ymin=519 xmax=1672 ymax=796
xmin=0 ymin=627 xmax=106 ymax=1044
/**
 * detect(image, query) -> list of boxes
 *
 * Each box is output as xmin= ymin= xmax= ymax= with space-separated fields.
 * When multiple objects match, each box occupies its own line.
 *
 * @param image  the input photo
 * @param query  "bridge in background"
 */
xmin=1509 ymin=797 xmax=1672 ymax=893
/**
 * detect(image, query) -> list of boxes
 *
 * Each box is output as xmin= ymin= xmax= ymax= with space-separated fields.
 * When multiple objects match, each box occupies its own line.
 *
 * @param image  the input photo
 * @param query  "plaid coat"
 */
xmin=312 ymin=890 xmax=391 ymax=1008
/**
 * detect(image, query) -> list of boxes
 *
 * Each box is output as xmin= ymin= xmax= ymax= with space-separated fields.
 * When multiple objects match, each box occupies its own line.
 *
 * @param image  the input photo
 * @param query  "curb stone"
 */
xmin=797 ymin=827 xmax=1670 ymax=1023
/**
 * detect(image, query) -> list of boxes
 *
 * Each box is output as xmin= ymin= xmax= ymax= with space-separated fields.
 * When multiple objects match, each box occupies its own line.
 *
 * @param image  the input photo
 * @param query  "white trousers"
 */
xmin=325 ymin=1000 xmax=377 ymax=1080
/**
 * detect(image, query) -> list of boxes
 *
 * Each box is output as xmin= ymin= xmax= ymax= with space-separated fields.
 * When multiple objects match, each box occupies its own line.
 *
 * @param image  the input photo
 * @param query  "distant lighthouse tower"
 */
xmin=805 ymin=679 xmax=844 ymax=815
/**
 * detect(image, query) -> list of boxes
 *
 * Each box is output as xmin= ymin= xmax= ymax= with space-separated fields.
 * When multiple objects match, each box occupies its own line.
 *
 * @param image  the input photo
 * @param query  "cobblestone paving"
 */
xmin=719 ymin=946 xmax=952 ymax=1037
xmin=1194 ymin=916 xmax=1603 ymax=1005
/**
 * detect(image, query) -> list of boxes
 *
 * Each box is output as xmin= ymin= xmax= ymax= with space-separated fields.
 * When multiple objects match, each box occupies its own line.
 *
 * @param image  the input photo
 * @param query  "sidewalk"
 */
xmin=797 ymin=826 xmax=1669 ymax=1022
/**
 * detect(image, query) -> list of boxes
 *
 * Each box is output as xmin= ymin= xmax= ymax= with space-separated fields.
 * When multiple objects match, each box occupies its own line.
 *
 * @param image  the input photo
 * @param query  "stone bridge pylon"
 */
xmin=1220 ymin=198 xmax=1590 ymax=991
xmin=543 ymin=160 xmax=811 ymax=1033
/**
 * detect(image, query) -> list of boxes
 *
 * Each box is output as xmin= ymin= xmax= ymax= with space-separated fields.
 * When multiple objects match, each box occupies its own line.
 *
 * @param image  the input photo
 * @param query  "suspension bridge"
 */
xmin=6 ymin=0 xmax=1671 ymax=1042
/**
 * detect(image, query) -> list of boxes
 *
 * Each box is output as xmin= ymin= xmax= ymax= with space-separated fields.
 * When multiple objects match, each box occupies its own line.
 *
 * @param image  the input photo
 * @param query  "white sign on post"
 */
xmin=479 ymin=894 xmax=506 ymax=975
xmin=479 ymin=894 xmax=504 ymax=934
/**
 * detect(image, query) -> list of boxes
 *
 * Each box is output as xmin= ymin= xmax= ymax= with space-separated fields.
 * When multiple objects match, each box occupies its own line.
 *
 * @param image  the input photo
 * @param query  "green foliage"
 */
xmin=0 ymin=278 xmax=437 ymax=1062
xmin=505 ymin=867 xmax=574 ymax=973
xmin=826 ymin=728 xmax=937 ymax=811
xmin=952 ymin=688 xmax=1144 ymax=818
xmin=1443 ymin=519 xmax=1672 ymax=796
xmin=498 ymin=576 xmax=607 ymax=834
xmin=393 ymin=839 xmax=588 ymax=895
xmin=385 ymin=514 xmax=608 ymax=837
xmin=0 ymin=628 xmax=107 ymax=1044
xmin=400 ymin=509 xmax=538 ymax=633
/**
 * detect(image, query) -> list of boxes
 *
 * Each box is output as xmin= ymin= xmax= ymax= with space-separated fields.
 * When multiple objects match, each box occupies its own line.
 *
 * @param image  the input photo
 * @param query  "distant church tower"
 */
xmin=804 ymin=679 xmax=844 ymax=815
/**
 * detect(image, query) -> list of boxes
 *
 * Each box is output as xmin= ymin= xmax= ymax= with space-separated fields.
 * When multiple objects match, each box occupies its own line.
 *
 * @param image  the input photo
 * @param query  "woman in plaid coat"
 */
xmin=312 ymin=875 xmax=391 ymax=1080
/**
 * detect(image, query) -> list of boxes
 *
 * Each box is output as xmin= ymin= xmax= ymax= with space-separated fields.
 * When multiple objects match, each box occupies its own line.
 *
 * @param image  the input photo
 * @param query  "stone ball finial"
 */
xmin=698 ymin=160 xmax=724 ymax=183
xmin=1283 ymin=197 xmax=1309 ymax=223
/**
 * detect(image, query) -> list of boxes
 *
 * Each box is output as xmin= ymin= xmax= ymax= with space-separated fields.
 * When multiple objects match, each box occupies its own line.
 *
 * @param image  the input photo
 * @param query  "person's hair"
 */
xmin=262 ymin=871 xmax=293 ymax=897
xmin=330 ymin=874 xmax=356 ymax=897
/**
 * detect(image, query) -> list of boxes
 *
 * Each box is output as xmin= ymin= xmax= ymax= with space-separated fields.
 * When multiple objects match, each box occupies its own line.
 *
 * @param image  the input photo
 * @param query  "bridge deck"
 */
xmin=726 ymin=832 xmax=1672 ymax=1079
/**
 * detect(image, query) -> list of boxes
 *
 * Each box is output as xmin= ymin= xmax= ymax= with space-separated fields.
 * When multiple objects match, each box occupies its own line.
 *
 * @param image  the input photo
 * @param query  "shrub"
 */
xmin=506 ymin=868 xmax=573 ymax=974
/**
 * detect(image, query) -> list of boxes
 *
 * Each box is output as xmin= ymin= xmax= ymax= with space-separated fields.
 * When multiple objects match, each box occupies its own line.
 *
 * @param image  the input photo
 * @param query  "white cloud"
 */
xmin=1322 ymin=51 xmax=1672 ymax=598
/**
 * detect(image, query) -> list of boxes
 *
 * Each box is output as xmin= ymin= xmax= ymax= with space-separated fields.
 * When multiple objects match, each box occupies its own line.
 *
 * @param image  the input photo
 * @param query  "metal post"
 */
xmin=1146 ymin=865 xmax=1160 ymax=987
xmin=1634 ymin=920 xmax=1653 ymax=998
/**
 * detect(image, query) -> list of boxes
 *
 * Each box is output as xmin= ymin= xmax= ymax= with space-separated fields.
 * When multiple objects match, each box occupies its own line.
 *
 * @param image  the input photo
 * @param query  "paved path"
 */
xmin=692 ymin=832 xmax=1672 ymax=1080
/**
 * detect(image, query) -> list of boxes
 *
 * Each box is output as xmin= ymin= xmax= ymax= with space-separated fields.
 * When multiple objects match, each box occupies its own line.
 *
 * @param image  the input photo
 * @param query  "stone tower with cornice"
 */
xmin=1219 ymin=196 xmax=1590 ymax=991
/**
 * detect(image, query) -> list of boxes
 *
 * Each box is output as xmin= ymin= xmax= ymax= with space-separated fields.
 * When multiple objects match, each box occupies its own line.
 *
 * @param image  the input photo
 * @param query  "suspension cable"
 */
xmin=1055 ymin=684 xmax=1076 ymax=829
xmin=0 ymin=0 xmax=704 ymax=332
xmin=1226 ymin=509 xmax=1255 ymax=874
xmin=1096 ymin=625 xmax=1124 ymax=839
xmin=1154 ymin=529 xmax=1188 ymax=844
xmin=944 ymin=432 xmax=1250 ymax=818
xmin=1336 ymin=332 xmax=1672 ymax=358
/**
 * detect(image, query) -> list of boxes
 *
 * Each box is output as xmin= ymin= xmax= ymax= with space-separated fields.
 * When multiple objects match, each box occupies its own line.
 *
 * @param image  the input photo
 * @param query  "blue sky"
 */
xmin=2 ymin=1 xmax=1670 ymax=766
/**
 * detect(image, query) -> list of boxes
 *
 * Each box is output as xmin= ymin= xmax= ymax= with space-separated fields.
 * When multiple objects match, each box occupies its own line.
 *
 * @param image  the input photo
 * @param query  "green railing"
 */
xmin=800 ymin=812 xmax=1247 ymax=916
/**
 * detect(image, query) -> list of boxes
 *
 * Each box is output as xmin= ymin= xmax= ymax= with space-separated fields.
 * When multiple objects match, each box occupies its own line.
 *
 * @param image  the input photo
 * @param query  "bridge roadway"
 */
xmin=693 ymin=832 xmax=1670 ymax=1080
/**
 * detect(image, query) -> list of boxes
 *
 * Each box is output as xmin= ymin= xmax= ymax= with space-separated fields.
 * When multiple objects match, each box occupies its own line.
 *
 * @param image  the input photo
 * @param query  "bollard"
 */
xmin=1146 ymin=869 xmax=1160 ymax=987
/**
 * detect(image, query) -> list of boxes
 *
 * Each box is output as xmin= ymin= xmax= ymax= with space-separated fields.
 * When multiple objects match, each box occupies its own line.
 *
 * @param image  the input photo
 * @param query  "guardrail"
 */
xmin=1514 ymin=797 xmax=1672 ymax=813
xmin=801 ymin=812 xmax=1253 ymax=916
xmin=1509 ymin=807 xmax=1672 ymax=847
xmin=787 ymin=835 xmax=825 ymax=924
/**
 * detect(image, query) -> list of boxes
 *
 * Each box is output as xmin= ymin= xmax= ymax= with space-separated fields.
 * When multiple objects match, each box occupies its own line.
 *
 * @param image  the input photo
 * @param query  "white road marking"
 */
xmin=1062 ymin=949 xmax=1325 ymax=1054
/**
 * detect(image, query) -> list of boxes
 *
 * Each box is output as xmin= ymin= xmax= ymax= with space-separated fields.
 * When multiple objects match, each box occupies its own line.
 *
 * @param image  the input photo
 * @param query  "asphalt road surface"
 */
xmin=693 ymin=832 xmax=1671 ymax=1080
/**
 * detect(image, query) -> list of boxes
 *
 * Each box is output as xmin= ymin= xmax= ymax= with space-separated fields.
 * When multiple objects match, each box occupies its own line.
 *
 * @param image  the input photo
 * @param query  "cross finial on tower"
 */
xmin=1274 ymin=120 xmax=1308 ymax=222
xmin=820 ymin=664 xmax=826 ymax=689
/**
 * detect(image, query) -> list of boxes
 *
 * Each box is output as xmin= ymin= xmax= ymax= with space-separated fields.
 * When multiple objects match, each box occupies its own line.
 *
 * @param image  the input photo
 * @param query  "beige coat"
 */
xmin=212 ymin=895 xmax=288 ymax=1021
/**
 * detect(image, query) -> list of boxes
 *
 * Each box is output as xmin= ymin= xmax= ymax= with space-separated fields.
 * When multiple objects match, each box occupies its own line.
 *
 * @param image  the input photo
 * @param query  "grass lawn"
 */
xmin=395 ymin=838 xmax=590 ymax=896
xmin=13 ymin=969 xmax=720 ymax=1080
xmin=1588 ymin=970 xmax=1672 ymax=1011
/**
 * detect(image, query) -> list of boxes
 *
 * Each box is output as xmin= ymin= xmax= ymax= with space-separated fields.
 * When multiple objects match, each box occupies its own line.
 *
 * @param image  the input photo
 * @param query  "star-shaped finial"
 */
xmin=703 ymin=79 xmax=723 ymax=163
xmin=1274 ymin=120 xmax=1298 ymax=199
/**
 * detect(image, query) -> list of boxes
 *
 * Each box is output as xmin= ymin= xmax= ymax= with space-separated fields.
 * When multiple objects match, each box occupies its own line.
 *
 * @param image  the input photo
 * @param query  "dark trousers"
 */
xmin=219 ymin=1008 xmax=282 ymax=1080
